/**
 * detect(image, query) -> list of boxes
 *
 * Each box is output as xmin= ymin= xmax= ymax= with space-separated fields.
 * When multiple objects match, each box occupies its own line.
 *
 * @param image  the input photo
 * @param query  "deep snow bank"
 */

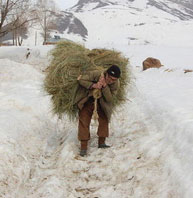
xmin=135 ymin=67 xmax=193 ymax=197
xmin=0 ymin=59 xmax=57 ymax=197
xmin=0 ymin=46 xmax=54 ymax=71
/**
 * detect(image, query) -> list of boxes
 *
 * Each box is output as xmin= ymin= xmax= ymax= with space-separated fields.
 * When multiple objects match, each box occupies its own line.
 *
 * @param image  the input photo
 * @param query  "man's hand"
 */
xmin=98 ymin=75 xmax=107 ymax=88
xmin=91 ymin=74 xmax=107 ymax=89
xmin=92 ymin=82 xmax=103 ymax=89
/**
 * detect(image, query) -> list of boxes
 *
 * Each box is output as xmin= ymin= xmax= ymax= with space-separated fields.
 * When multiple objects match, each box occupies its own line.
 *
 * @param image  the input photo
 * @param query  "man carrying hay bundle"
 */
xmin=75 ymin=65 xmax=121 ymax=156
xmin=44 ymin=41 xmax=131 ymax=157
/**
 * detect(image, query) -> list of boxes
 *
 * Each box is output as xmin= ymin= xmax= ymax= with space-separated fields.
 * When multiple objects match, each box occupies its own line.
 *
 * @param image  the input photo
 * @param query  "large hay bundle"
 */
xmin=44 ymin=41 xmax=131 ymax=120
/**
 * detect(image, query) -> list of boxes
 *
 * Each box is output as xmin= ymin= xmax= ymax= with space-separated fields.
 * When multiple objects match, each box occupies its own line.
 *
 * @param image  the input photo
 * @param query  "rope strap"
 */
xmin=92 ymin=89 xmax=102 ymax=120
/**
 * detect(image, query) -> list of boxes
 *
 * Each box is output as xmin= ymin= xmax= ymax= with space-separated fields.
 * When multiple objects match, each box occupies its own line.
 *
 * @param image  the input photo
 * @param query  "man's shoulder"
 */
xmin=88 ymin=69 xmax=104 ymax=79
xmin=92 ymin=69 xmax=104 ymax=76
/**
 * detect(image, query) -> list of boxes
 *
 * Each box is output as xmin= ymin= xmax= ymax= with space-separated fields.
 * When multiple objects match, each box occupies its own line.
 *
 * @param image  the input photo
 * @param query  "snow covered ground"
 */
xmin=0 ymin=46 xmax=53 ymax=72
xmin=1 ymin=0 xmax=193 ymax=196
xmin=0 ymin=43 xmax=193 ymax=198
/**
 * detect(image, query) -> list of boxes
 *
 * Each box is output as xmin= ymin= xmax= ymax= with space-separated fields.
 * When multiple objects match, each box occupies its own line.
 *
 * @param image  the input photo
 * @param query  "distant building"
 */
xmin=43 ymin=35 xmax=72 ymax=45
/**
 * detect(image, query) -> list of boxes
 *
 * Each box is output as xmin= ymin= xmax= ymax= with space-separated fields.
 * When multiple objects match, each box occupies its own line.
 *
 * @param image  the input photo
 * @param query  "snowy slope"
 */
xmin=12 ymin=0 xmax=193 ymax=46
xmin=72 ymin=0 xmax=193 ymax=20
xmin=66 ymin=0 xmax=193 ymax=48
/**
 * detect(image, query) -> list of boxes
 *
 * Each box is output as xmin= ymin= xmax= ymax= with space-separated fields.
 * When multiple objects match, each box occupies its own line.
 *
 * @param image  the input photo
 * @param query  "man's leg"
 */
xmin=78 ymin=100 xmax=93 ymax=155
xmin=97 ymin=105 xmax=110 ymax=148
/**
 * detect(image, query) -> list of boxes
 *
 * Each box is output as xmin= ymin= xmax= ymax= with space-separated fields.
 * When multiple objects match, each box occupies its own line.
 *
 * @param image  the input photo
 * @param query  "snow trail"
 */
xmin=2 ymin=54 xmax=193 ymax=197
xmin=0 ymin=59 xmax=167 ymax=198
xmin=18 ymin=85 xmax=167 ymax=198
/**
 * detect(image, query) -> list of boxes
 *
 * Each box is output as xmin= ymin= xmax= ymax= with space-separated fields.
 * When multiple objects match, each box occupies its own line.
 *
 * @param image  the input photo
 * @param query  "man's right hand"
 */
xmin=98 ymin=75 xmax=107 ymax=88
xmin=92 ymin=82 xmax=103 ymax=89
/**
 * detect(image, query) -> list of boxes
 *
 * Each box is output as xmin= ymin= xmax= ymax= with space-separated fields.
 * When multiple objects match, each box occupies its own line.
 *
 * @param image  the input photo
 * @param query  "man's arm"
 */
xmin=102 ymin=80 xmax=119 ymax=103
xmin=77 ymin=71 xmax=102 ymax=89
xmin=77 ymin=74 xmax=94 ymax=89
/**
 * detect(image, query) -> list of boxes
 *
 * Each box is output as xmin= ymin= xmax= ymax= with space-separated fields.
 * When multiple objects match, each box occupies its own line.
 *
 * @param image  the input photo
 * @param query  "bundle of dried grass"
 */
xmin=44 ymin=41 xmax=132 ymax=120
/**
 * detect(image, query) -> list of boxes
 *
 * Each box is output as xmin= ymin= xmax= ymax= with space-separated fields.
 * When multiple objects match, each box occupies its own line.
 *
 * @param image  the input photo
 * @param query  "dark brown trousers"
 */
xmin=78 ymin=98 xmax=109 ymax=141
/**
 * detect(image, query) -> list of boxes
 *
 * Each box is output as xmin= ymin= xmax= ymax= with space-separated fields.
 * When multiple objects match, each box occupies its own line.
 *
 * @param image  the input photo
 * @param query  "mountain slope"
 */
xmin=55 ymin=11 xmax=88 ymax=40
xmin=71 ymin=0 xmax=193 ymax=20
xmin=63 ymin=0 xmax=193 ymax=47
xmin=148 ymin=0 xmax=193 ymax=20
xmin=2 ymin=0 xmax=193 ymax=46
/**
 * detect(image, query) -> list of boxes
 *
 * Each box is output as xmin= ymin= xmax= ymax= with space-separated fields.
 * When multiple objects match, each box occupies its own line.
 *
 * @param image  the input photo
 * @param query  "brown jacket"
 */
xmin=73 ymin=70 xmax=120 ymax=121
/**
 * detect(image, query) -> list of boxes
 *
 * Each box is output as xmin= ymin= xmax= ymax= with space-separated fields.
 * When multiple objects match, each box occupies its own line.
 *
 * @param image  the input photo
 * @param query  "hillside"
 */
xmin=2 ymin=0 xmax=193 ymax=47
xmin=65 ymin=0 xmax=193 ymax=47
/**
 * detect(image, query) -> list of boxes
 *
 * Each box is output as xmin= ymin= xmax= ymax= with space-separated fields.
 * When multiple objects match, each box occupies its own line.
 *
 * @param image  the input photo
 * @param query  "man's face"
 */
xmin=105 ymin=73 xmax=118 ymax=84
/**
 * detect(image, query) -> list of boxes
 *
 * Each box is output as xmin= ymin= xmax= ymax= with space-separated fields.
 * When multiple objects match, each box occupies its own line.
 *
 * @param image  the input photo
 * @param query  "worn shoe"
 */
xmin=80 ymin=149 xmax=87 ymax=156
xmin=98 ymin=144 xmax=110 ymax=148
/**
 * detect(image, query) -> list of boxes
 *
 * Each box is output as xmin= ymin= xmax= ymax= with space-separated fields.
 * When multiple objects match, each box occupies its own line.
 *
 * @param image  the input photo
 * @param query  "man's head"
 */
xmin=106 ymin=65 xmax=121 ymax=84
